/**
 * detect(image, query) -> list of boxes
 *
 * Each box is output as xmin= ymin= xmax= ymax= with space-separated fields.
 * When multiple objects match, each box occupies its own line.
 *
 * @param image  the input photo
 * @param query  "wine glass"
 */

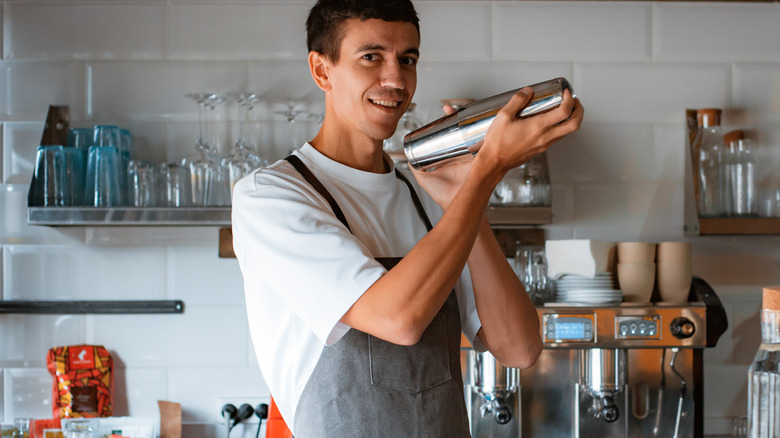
xmin=222 ymin=93 xmax=268 ymax=201
xmin=182 ymin=93 xmax=224 ymax=206
xmin=275 ymin=100 xmax=309 ymax=154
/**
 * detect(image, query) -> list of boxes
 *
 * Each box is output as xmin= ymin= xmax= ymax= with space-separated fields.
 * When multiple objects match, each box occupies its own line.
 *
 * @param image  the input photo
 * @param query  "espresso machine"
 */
xmin=463 ymin=277 xmax=727 ymax=437
xmin=463 ymin=350 xmax=522 ymax=438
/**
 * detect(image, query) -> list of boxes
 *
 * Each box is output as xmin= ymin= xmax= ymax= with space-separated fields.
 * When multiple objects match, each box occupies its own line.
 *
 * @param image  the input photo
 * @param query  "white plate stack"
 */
xmin=554 ymin=272 xmax=622 ymax=305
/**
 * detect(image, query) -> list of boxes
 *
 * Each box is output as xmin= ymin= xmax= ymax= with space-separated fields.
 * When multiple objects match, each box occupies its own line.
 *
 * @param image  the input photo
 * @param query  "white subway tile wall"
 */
xmin=1 ymin=0 xmax=779 ymax=435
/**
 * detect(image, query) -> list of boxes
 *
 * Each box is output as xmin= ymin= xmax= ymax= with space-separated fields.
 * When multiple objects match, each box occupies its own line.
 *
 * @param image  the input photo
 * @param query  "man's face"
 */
xmin=325 ymin=18 xmax=419 ymax=143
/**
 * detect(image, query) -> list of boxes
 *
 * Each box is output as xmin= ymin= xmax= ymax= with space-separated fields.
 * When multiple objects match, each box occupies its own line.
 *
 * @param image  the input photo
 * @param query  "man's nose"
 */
xmin=379 ymin=61 xmax=405 ymax=89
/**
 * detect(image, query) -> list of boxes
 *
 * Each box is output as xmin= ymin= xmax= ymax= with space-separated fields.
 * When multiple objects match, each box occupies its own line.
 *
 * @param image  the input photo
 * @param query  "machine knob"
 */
xmin=670 ymin=317 xmax=696 ymax=339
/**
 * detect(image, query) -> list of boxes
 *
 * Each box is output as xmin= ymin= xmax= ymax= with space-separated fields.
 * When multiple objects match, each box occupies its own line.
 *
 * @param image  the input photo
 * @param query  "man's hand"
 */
xmin=410 ymin=87 xmax=583 ymax=210
xmin=477 ymin=87 xmax=582 ymax=175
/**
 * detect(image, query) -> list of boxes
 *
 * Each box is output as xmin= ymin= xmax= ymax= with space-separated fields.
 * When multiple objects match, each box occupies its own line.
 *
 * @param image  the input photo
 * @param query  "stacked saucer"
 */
xmin=554 ymin=273 xmax=622 ymax=305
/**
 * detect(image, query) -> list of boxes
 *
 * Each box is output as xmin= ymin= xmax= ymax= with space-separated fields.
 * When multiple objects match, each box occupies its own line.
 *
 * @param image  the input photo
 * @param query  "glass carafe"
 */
xmin=729 ymin=139 xmax=758 ymax=217
xmin=748 ymin=292 xmax=780 ymax=437
xmin=693 ymin=109 xmax=726 ymax=217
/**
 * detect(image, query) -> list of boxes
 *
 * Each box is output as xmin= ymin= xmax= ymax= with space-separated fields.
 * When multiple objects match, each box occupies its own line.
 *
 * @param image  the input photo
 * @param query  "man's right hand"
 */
xmin=476 ymin=87 xmax=582 ymax=178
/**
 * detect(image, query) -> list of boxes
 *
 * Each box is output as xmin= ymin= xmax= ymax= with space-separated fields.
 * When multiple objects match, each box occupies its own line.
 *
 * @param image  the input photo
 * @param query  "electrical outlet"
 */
xmin=217 ymin=396 xmax=271 ymax=424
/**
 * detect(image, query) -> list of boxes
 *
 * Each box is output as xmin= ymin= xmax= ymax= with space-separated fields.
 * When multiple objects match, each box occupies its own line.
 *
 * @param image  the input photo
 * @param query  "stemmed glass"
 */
xmin=182 ymin=93 xmax=225 ymax=206
xmin=222 ymin=93 xmax=268 ymax=200
xmin=275 ymin=100 xmax=309 ymax=154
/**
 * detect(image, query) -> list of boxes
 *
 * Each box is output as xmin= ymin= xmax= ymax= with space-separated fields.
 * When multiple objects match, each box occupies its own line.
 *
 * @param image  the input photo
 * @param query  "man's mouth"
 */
xmin=369 ymin=98 xmax=401 ymax=108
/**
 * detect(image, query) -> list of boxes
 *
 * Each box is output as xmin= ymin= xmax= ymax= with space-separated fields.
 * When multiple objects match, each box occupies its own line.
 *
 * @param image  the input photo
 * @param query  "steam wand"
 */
xmin=669 ymin=348 xmax=688 ymax=438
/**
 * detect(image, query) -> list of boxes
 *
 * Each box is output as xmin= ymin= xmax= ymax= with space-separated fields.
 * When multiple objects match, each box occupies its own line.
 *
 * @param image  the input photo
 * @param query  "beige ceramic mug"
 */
xmin=617 ymin=242 xmax=656 ymax=263
xmin=617 ymin=262 xmax=655 ymax=303
xmin=657 ymin=261 xmax=693 ymax=304
xmin=657 ymin=241 xmax=692 ymax=263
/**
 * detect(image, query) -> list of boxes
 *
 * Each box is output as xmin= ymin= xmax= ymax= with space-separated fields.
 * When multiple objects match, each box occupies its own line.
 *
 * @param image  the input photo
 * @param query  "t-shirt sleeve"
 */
xmin=232 ymin=168 xmax=386 ymax=345
xmin=456 ymin=263 xmax=485 ymax=351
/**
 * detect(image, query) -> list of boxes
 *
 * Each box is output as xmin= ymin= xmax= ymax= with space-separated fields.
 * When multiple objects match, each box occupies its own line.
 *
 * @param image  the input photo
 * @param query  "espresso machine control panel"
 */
xmin=614 ymin=315 xmax=660 ymax=339
xmin=539 ymin=304 xmax=708 ymax=348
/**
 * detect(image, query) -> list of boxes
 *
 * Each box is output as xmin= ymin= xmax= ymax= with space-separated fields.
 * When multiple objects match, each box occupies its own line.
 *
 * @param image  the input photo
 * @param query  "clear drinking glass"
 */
xmin=528 ymin=247 xmax=551 ymax=303
xmin=513 ymin=245 xmax=533 ymax=295
xmin=127 ymin=160 xmax=159 ymax=207
xmin=159 ymin=162 xmax=192 ymax=207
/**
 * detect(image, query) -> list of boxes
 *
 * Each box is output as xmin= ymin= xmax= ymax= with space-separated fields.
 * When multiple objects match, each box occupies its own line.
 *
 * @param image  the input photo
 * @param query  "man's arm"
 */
xmin=468 ymin=217 xmax=543 ymax=368
xmin=341 ymin=89 xmax=583 ymax=353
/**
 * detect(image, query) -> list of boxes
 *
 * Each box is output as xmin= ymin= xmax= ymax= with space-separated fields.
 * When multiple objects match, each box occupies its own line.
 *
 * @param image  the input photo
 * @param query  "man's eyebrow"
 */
xmin=355 ymin=44 xmax=420 ymax=57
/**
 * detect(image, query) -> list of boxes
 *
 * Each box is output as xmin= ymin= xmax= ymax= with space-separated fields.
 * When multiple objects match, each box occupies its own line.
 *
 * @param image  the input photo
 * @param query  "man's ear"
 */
xmin=308 ymin=51 xmax=332 ymax=92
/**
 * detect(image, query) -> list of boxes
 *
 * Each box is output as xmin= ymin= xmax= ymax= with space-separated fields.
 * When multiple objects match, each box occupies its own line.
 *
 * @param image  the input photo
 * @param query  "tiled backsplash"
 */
xmin=2 ymin=1 xmax=780 ymax=436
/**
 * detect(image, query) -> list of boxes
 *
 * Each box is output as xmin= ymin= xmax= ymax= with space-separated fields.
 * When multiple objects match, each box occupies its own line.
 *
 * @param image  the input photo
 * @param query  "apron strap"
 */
xmin=284 ymin=154 xmax=433 ymax=233
xmin=285 ymin=154 xmax=352 ymax=233
xmin=394 ymin=168 xmax=433 ymax=232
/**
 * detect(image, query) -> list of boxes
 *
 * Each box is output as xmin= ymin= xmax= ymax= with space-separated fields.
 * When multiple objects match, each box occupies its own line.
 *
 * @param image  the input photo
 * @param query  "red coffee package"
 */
xmin=47 ymin=345 xmax=113 ymax=418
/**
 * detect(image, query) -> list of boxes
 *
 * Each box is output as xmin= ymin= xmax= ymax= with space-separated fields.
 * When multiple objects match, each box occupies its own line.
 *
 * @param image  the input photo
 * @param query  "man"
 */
xmin=232 ymin=0 xmax=584 ymax=436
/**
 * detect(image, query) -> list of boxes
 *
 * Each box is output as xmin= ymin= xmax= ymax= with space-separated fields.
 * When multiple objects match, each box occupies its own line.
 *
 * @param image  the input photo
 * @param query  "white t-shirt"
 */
xmin=231 ymin=144 xmax=481 ymax=430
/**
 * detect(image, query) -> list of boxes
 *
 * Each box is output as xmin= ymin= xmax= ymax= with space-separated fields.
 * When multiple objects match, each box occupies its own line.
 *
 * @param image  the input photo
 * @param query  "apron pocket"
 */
xmin=368 ymin=310 xmax=452 ymax=393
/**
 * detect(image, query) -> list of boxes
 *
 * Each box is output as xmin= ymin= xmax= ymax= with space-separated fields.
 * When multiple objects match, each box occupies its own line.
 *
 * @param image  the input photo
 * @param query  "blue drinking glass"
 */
xmin=119 ymin=128 xmax=133 ymax=161
xmin=93 ymin=125 xmax=121 ymax=147
xmin=67 ymin=128 xmax=93 ymax=152
xmin=63 ymin=146 xmax=86 ymax=206
xmin=29 ymin=145 xmax=67 ymax=207
xmin=85 ymin=146 xmax=124 ymax=207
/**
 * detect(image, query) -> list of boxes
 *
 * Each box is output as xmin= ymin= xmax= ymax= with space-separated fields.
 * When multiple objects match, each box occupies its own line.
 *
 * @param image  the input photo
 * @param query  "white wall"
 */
xmin=2 ymin=1 xmax=780 ymax=436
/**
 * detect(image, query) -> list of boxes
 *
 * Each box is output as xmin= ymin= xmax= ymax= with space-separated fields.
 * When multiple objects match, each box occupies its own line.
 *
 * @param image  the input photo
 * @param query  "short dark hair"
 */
xmin=306 ymin=0 xmax=420 ymax=62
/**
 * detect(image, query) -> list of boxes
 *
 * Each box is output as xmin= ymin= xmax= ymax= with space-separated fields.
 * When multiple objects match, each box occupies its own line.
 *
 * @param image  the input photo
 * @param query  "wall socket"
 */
xmin=217 ymin=396 xmax=271 ymax=424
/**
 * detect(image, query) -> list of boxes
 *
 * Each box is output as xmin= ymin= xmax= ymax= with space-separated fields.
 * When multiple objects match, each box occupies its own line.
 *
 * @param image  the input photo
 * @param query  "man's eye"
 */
xmin=362 ymin=54 xmax=378 ymax=61
xmin=400 ymin=57 xmax=418 ymax=66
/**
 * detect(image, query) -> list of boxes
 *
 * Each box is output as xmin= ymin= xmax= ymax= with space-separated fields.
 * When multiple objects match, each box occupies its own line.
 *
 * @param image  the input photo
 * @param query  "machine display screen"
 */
xmin=555 ymin=322 xmax=585 ymax=339
xmin=544 ymin=315 xmax=594 ymax=342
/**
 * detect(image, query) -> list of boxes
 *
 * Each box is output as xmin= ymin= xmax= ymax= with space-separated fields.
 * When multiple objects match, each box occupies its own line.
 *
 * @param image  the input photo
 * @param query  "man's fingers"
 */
xmin=500 ymin=87 xmax=534 ymax=119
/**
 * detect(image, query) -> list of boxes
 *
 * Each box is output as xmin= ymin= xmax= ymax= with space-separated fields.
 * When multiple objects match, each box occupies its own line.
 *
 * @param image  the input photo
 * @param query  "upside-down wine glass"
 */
xmin=275 ymin=100 xmax=309 ymax=154
xmin=222 ymin=93 xmax=268 ymax=201
xmin=182 ymin=93 xmax=223 ymax=206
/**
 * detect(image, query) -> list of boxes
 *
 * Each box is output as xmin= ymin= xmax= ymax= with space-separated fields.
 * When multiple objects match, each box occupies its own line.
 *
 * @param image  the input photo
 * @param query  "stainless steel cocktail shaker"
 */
xmin=403 ymin=77 xmax=574 ymax=170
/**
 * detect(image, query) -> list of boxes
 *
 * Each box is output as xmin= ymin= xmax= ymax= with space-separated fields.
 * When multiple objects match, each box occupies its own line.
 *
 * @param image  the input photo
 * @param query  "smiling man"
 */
xmin=232 ymin=0 xmax=583 ymax=436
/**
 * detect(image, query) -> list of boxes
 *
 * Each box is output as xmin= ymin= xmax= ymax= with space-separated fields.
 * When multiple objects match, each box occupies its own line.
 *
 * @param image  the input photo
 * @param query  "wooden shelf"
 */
xmin=486 ymin=206 xmax=552 ymax=226
xmin=696 ymin=217 xmax=780 ymax=235
xmin=682 ymin=111 xmax=779 ymax=236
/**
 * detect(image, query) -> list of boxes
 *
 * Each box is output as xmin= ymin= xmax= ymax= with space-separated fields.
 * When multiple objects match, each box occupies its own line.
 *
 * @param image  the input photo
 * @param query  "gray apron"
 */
xmin=285 ymin=155 xmax=470 ymax=438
